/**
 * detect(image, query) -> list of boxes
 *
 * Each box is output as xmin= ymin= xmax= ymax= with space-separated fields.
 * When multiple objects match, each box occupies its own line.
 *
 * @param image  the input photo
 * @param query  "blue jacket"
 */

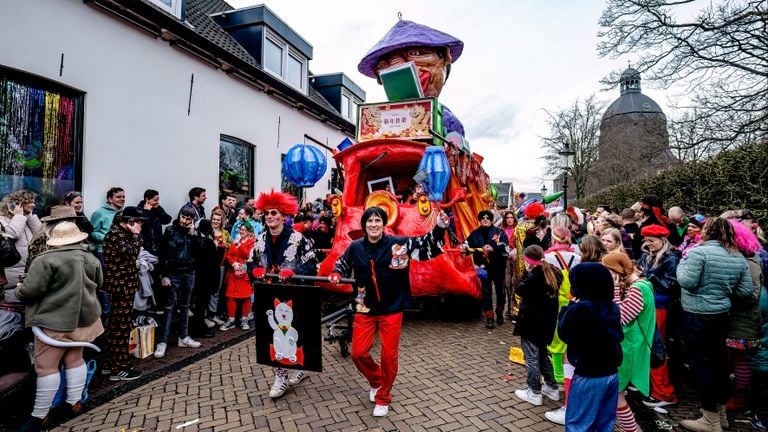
xmin=677 ymin=240 xmax=752 ymax=314
xmin=334 ymin=226 xmax=445 ymax=316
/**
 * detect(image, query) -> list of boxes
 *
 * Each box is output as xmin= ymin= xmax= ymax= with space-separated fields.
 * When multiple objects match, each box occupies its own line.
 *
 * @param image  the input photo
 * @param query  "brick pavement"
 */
xmin=51 ymin=315 xmax=765 ymax=431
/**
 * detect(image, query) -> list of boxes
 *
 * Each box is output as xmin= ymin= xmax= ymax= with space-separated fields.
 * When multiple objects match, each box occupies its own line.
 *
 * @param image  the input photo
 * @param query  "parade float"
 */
xmin=315 ymin=19 xmax=495 ymax=301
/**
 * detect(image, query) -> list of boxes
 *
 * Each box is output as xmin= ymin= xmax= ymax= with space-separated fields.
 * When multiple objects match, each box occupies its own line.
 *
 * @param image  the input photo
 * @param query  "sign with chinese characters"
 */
xmin=356 ymin=98 xmax=442 ymax=143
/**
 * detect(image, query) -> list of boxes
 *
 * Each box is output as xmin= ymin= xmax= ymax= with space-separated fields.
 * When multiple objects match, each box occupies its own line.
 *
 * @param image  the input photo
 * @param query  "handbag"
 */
xmin=638 ymin=322 xmax=666 ymax=369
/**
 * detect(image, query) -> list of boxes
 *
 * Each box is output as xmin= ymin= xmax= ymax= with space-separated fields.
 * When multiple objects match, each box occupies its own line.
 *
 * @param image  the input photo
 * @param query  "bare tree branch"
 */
xmin=597 ymin=0 xmax=768 ymax=146
xmin=539 ymin=96 xmax=604 ymax=199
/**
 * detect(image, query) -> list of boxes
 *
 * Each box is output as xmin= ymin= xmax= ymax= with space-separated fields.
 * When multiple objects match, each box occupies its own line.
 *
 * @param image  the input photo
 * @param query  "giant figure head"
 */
xmin=358 ymin=19 xmax=463 ymax=98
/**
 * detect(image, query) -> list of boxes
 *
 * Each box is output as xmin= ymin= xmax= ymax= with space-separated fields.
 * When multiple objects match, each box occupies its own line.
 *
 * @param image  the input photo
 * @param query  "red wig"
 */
xmin=255 ymin=189 xmax=299 ymax=216
xmin=524 ymin=202 xmax=546 ymax=220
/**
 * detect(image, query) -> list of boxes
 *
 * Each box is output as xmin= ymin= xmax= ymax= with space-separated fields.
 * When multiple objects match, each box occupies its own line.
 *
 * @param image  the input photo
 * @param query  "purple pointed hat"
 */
xmin=358 ymin=20 xmax=464 ymax=78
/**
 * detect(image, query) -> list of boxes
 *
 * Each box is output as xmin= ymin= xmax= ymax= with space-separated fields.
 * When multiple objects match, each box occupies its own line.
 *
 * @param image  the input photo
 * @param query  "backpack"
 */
xmin=551 ymin=251 xmax=575 ymax=305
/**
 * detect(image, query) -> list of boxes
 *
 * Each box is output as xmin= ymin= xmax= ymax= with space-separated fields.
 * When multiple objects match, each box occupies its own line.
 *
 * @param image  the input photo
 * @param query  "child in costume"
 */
xmin=513 ymin=245 xmax=561 ymax=406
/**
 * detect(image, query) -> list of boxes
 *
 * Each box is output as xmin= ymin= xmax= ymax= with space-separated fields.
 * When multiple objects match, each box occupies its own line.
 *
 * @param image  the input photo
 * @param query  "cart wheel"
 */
xmin=339 ymin=340 xmax=349 ymax=357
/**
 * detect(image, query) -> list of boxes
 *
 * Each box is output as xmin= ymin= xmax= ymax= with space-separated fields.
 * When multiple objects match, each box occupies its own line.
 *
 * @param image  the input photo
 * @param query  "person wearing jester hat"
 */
xmin=358 ymin=17 xmax=466 ymax=139
xmin=246 ymin=190 xmax=317 ymax=399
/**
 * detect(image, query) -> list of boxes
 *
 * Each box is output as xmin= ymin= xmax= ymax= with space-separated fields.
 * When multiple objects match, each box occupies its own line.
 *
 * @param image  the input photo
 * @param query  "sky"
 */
xmin=227 ymin=0 xmax=674 ymax=193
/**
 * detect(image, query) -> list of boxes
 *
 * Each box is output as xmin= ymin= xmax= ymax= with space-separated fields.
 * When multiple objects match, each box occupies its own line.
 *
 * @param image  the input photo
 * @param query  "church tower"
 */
xmin=588 ymin=67 xmax=678 ymax=194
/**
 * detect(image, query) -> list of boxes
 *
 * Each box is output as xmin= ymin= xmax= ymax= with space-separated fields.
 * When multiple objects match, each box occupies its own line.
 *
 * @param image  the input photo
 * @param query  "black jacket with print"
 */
xmin=333 ymin=226 xmax=445 ymax=316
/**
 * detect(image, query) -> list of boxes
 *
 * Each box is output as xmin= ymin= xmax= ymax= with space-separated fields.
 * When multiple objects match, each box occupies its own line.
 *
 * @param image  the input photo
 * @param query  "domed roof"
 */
xmin=620 ymin=67 xmax=640 ymax=82
xmin=602 ymin=67 xmax=664 ymax=120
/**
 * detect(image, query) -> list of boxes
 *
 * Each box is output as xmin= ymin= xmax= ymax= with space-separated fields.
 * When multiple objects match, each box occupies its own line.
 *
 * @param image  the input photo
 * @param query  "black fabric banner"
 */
xmin=253 ymin=282 xmax=322 ymax=372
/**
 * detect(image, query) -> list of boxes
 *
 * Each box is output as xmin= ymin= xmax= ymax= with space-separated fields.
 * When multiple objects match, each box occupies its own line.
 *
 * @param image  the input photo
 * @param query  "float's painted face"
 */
xmin=374 ymin=46 xmax=451 ymax=98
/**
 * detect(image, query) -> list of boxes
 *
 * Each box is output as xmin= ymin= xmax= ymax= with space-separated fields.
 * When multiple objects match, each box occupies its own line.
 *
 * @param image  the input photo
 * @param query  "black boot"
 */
xmin=496 ymin=311 xmax=504 ymax=326
xmin=486 ymin=317 xmax=495 ymax=329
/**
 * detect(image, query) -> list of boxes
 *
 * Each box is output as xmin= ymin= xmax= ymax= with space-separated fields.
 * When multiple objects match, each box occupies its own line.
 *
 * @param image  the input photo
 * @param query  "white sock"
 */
xmin=563 ymin=363 xmax=575 ymax=379
xmin=32 ymin=373 xmax=61 ymax=419
xmin=65 ymin=363 xmax=88 ymax=405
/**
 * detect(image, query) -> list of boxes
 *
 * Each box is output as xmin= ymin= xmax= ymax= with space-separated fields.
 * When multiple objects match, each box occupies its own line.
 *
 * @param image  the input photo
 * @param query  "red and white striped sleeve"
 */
xmin=616 ymin=286 xmax=644 ymax=326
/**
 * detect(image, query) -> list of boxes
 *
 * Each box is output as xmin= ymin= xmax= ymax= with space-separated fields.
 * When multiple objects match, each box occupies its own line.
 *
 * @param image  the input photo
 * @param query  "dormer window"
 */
xmin=147 ymin=0 xmax=183 ymax=18
xmin=339 ymin=90 xmax=360 ymax=122
xmin=263 ymin=30 xmax=307 ymax=93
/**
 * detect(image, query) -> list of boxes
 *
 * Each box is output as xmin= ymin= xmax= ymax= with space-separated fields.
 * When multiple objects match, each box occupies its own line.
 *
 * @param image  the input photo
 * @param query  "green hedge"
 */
xmin=575 ymin=140 xmax=768 ymax=222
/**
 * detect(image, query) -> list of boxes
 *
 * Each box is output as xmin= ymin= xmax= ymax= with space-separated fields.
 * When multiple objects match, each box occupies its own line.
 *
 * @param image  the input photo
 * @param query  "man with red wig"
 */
xmin=247 ymin=190 xmax=317 ymax=399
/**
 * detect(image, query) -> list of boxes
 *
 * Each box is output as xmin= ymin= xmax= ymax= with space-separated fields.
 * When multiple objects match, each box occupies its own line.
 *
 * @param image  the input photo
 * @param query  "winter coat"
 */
xmin=138 ymin=201 xmax=172 ymax=256
xmin=17 ymin=245 xmax=102 ymax=331
xmin=677 ymin=240 xmax=753 ymax=314
xmin=465 ymin=225 xmax=508 ymax=272
xmin=748 ymin=284 xmax=768 ymax=372
xmin=638 ymin=249 xmax=681 ymax=309
xmin=194 ymin=235 xmax=221 ymax=297
xmin=558 ymin=263 xmax=623 ymax=378
xmin=225 ymin=237 xmax=255 ymax=299
xmin=513 ymin=266 xmax=559 ymax=345
xmin=159 ymin=221 xmax=201 ymax=274
xmin=333 ymin=226 xmax=445 ymax=316
xmin=103 ymin=224 xmax=142 ymax=300
xmin=90 ymin=204 xmax=119 ymax=253
xmin=0 ymin=213 xmax=42 ymax=289
xmin=727 ymin=254 xmax=762 ymax=340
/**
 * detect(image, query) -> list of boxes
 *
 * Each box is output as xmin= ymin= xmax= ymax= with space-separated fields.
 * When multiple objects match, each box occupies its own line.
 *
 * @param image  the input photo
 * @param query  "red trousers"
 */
xmin=650 ymin=307 xmax=678 ymax=402
xmin=351 ymin=312 xmax=403 ymax=406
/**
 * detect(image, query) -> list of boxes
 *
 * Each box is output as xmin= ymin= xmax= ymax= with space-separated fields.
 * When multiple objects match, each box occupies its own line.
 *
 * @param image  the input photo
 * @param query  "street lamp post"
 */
xmin=559 ymin=145 xmax=575 ymax=210
xmin=541 ymin=184 xmax=548 ymax=197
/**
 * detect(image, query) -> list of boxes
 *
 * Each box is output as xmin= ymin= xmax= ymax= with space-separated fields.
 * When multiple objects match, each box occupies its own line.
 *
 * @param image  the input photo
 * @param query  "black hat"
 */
xmin=121 ymin=206 xmax=148 ymax=221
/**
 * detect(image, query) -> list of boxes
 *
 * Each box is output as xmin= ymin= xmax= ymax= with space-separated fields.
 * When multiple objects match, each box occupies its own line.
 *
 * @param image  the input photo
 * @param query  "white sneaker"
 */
xmin=541 ymin=384 xmax=560 ymax=401
xmin=372 ymin=405 xmax=389 ymax=417
xmin=154 ymin=342 xmax=167 ymax=359
xmin=269 ymin=376 xmax=288 ymax=398
xmin=369 ymin=387 xmax=380 ymax=403
xmin=288 ymin=371 xmax=307 ymax=386
xmin=212 ymin=315 xmax=226 ymax=325
xmin=514 ymin=387 xmax=543 ymax=406
xmin=178 ymin=336 xmax=201 ymax=348
xmin=204 ymin=318 xmax=216 ymax=328
xmin=240 ymin=319 xmax=250 ymax=331
xmin=545 ymin=407 xmax=566 ymax=425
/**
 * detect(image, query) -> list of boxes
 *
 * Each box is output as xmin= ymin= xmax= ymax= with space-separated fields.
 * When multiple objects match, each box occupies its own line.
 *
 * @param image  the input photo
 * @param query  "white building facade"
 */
xmin=0 ymin=0 xmax=364 ymax=216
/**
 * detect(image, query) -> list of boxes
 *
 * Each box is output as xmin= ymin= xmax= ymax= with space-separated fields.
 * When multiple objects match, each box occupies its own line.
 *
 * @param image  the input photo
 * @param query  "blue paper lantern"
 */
xmin=417 ymin=146 xmax=451 ymax=201
xmin=282 ymin=144 xmax=328 ymax=187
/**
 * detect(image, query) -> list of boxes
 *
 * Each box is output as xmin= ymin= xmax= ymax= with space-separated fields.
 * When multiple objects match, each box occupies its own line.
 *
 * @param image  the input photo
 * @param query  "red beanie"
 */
xmin=641 ymin=224 xmax=670 ymax=238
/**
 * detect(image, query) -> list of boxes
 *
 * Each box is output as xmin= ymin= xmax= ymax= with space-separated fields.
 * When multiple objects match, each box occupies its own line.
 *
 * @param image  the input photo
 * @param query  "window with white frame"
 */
xmin=263 ymin=31 xmax=307 ymax=93
xmin=339 ymin=91 xmax=359 ymax=122
xmin=264 ymin=38 xmax=283 ymax=75
xmin=340 ymin=93 xmax=350 ymax=119
xmin=147 ymin=0 xmax=183 ymax=18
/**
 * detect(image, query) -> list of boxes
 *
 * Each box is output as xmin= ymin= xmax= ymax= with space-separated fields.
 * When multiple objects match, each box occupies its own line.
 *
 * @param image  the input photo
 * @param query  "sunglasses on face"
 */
xmin=265 ymin=210 xmax=281 ymax=217
xmin=481 ymin=216 xmax=492 ymax=221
